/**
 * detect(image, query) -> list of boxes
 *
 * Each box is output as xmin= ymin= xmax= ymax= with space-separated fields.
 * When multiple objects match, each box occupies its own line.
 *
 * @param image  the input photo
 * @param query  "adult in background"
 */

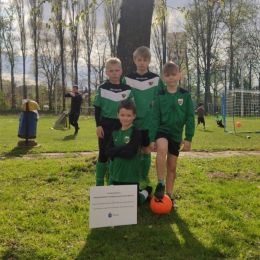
xmin=195 ymin=103 xmax=208 ymax=130
xmin=65 ymin=85 xmax=82 ymax=136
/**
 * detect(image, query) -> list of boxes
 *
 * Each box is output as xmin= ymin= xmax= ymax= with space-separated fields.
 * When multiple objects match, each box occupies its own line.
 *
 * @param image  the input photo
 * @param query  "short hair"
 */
xmin=73 ymin=85 xmax=78 ymax=89
xmin=105 ymin=58 xmax=122 ymax=70
xmin=162 ymin=61 xmax=179 ymax=75
xmin=118 ymin=100 xmax=136 ymax=115
xmin=133 ymin=46 xmax=151 ymax=60
xmin=199 ymin=102 xmax=203 ymax=106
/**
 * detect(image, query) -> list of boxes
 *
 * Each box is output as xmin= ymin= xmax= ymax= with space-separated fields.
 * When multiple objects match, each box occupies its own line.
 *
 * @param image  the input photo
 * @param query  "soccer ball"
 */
xmin=236 ymin=122 xmax=242 ymax=127
xmin=150 ymin=195 xmax=172 ymax=215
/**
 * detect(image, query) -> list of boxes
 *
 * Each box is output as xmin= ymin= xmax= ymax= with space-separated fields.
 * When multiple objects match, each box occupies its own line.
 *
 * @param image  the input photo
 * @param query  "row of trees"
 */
xmin=1 ymin=0 xmax=260 ymax=113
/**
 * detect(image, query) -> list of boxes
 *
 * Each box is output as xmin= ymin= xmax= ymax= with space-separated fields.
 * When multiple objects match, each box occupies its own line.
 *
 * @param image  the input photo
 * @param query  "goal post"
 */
xmin=222 ymin=90 xmax=260 ymax=134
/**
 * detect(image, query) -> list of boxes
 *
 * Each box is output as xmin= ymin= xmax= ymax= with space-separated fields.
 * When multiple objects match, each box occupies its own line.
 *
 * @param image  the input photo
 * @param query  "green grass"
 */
xmin=1 ymin=115 xmax=260 ymax=156
xmin=0 ymin=155 xmax=259 ymax=260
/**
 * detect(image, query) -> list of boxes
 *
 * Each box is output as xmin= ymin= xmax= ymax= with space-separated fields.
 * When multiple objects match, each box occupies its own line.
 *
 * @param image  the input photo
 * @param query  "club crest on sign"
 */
xmin=122 ymin=94 xmax=126 ymax=98
xmin=178 ymin=99 xmax=183 ymax=106
xmin=125 ymin=136 xmax=130 ymax=143
xmin=148 ymin=81 xmax=154 ymax=86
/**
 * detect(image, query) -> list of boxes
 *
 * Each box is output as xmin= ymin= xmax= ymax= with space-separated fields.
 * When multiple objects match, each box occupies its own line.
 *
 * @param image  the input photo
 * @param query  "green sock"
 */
xmin=141 ymin=153 xmax=151 ymax=181
xmin=96 ymin=161 xmax=107 ymax=186
xmin=108 ymin=160 xmax=114 ymax=185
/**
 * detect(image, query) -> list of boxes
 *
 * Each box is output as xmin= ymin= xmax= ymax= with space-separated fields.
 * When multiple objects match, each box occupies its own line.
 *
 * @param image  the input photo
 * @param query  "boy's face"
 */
xmin=134 ymin=56 xmax=150 ymax=74
xmin=162 ymin=71 xmax=181 ymax=88
xmin=73 ymin=87 xmax=78 ymax=93
xmin=105 ymin=64 xmax=122 ymax=84
xmin=117 ymin=108 xmax=136 ymax=129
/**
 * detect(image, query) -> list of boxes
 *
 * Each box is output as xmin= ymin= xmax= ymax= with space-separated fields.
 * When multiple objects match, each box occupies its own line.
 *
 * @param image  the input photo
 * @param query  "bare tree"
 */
xmin=38 ymin=30 xmax=61 ymax=110
xmin=151 ymin=0 xmax=168 ymax=74
xmin=81 ymin=0 xmax=96 ymax=107
xmin=28 ymin=0 xmax=43 ymax=104
xmin=67 ymin=0 xmax=80 ymax=85
xmin=14 ymin=0 xmax=27 ymax=99
xmin=103 ymin=0 xmax=120 ymax=57
xmin=91 ymin=32 xmax=109 ymax=90
xmin=2 ymin=3 xmax=18 ymax=108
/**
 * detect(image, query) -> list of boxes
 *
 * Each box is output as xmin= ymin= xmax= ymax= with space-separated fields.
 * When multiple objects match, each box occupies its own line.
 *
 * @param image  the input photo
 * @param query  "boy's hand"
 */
xmin=150 ymin=142 xmax=157 ymax=152
xmin=180 ymin=140 xmax=191 ymax=151
xmin=96 ymin=126 xmax=104 ymax=138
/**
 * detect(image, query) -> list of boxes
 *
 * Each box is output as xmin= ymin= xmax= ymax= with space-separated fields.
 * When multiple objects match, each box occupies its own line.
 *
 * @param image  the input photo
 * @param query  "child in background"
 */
xmin=149 ymin=62 xmax=195 ymax=208
xmin=105 ymin=100 xmax=152 ymax=206
xmin=215 ymin=112 xmax=224 ymax=128
xmin=195 ymin=103 xmax=208 ymax=129
xmin=122 ymin=46 xmax=165 ymax=189
xmin=93 ymin=58 xmax=134 ymax=186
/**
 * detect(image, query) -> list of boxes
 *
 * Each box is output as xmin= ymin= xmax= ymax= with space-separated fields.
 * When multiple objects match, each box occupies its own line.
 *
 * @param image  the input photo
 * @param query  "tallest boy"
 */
xmin=122 ymin=46 xmax=165 ymax=189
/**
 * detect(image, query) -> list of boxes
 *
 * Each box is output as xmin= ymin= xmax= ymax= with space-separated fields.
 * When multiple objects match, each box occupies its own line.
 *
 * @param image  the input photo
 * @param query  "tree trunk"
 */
xmin=117 ymin=0 xmax=154 ymax=76
xmin=11 ymin=65 xmax=15 ymax=108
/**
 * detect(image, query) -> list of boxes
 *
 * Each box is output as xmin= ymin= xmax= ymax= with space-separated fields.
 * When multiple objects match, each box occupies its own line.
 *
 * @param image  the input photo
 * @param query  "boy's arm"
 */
xmin=117 ymin=128 xmax=141 ymax=159
xmin=149 ymin=96 xmax=160 ymax=143
xmin=184 ymin=94 xmax=195 ymax=142
xmin=105 ymin=128 xmax=141 ymax=159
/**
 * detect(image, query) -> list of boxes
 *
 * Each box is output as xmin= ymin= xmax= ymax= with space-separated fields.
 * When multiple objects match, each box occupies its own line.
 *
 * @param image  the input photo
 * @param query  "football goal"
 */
xmin=51 ymin=111 xmax=70 ymax=130
xmin=222 ymin=90 xmax=260 ymax=134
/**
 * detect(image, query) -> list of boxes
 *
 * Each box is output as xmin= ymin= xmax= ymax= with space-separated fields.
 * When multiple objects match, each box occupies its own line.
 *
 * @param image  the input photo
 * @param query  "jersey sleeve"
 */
xmin=184 ymin=94 xmax=195 ymax=142
xmin=92 ymin=87 xmax=101 ymax=107
xmin=122 ymin=77 xmax=126 ymax=84
xmin=149 ymin=95 xmax=161 ymax=143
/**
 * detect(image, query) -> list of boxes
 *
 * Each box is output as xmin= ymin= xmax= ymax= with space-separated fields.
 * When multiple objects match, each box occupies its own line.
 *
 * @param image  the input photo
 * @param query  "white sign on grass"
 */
xmin=89 ymin=185 xmax=137 ymax=228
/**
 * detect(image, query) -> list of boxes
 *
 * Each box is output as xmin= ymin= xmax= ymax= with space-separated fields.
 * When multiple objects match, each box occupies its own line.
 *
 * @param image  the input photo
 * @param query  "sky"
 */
xmin=3 ymin=0 xmax=191 ymax=86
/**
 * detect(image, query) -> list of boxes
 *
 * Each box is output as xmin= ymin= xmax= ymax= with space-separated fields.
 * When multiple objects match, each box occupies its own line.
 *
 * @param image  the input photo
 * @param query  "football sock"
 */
xmin=158 ymin=179 xmax=165 ymax=185
xmin=95 ymin=161 xmax=107 ymax=186
xmin=141 ymin=153 xmax=151 ymax=181
xmin=139 ymin=186 xmax=152 ymax=205
xmin=166 ymin=192 xmax=172 ymax=198
xmin=108 ymin=160 xmax=114 ymax=185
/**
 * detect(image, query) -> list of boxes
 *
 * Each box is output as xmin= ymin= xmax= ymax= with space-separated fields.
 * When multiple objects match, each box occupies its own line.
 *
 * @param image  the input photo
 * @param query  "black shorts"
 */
xmin=140 ymin=130 xmax=150 ymax=147
xmin=197 ymin=117 xmax=205 ymax=124
xmin=155 ymin=131 xmax=181 ymax=157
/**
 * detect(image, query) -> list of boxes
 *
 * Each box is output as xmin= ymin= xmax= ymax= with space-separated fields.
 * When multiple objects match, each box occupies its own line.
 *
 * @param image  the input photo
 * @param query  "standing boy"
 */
xmin=65 ymin=85 xmax=82 ymax=136
xmin=149 ymin=62 xmax=195 ymax=208
xmin=195 ymin=103 xmax=208 ymax=129
xmin=105 ymin=100 xmax=152 ymax=206
xmin=93 ymin=58 xmax=134 ymax=186
xmin=122 ymin=46 xmax=165 ymax=189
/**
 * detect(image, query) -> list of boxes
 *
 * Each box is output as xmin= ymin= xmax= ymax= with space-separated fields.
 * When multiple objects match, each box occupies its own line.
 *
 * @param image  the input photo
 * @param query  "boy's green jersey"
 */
xmin=149 ymin=87 xmax=195 ymax=143
xmin=122 ymin=71 xmax=165 ymax=130
xmin=108 ymin=126 xmax=141 ymax=183
xmin=92 ymin=80 xmax=134 ymax=119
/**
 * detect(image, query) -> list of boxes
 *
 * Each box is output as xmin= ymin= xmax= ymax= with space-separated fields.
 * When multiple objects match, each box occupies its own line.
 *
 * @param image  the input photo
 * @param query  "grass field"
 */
xmin=1 ymin=114 xmax=260 ymax=155
xmin=0 ymin=114 xmax=260 ymax=260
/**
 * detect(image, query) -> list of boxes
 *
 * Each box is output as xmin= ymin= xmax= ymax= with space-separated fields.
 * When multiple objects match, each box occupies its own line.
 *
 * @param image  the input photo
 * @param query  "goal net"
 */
xmin=222 ymin=90 xmax=260 ymax=134
xmin=51 ymin=111 xmax=70 ymax=130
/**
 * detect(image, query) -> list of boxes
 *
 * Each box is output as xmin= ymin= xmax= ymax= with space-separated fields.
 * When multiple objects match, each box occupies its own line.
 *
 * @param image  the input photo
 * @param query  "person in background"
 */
xmin=215 ymin=112 xmax=224 ymax=128
xmin=65 ymin=85 xmax=82 ymax=136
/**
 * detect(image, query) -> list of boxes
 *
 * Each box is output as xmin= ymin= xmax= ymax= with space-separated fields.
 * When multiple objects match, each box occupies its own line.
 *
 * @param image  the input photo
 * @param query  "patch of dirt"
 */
xmin=1 ymin=150 xmax=260 ymax=160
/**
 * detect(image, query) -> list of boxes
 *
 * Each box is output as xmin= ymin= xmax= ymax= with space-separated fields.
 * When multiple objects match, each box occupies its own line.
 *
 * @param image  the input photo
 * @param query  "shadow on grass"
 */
xmin=198 ymin=129 xmax=214 ymax=133
xmin=63 ymin=135 xmax=76 ymax=141
xmin=76 ymin=205 xmax=224 ymax=260
xmin=6 ymin=144 xmax=36 ymax=156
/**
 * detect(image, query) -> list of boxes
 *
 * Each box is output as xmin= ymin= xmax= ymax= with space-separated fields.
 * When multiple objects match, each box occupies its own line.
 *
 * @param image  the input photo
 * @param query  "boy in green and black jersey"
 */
xmin=105 ymin=100 xmax=152 ymax=206
xmin=93 ymin=58 xmax=134 ymax=186
xmin=122 ymin=46 xmax=165 ymax=189
xmin=149 ymin=62 xmax=195 ymax=209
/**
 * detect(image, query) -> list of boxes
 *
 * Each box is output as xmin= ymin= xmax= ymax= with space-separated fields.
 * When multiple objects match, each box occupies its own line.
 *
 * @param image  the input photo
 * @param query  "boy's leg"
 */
xmin=202 ymin=118 xmax=205 ymax=129
xmin=73 ymin=112 xmax=80 ymax=135
xmin=165 ymin=138 xmax=180 ymax=209
xmin=154 ymin=137 xmax=168 ymax=199
xmin=96 ymin=136 xmax=109 ymax=186
xmin=139 ymin=186 xmax=153 ymax=205
xmin=140 ymin=130 xmax=151 ymax=189
xmin=166 ymin=153 xmax=178 ymax=198
xmin=108 ymin=159 xmax=114 ymax=185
